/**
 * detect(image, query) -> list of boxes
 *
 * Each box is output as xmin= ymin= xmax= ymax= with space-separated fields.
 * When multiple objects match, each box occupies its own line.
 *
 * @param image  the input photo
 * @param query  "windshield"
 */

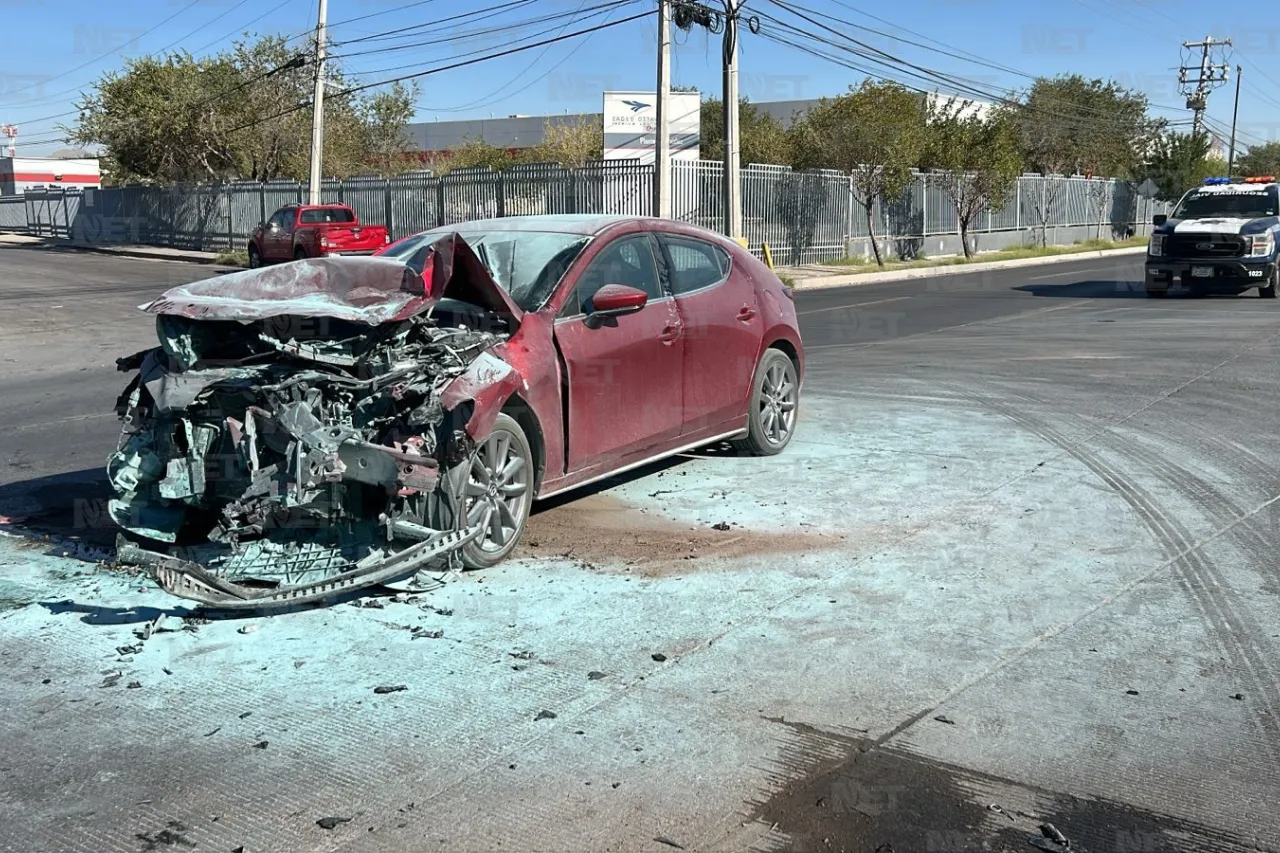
xmin=1173 ymin=187 xmax=1279 ymax=220
xmin=381 ymin=228 xmax=589 ymax=312
xmin=300 ymin=207 xmax=356 ymax=224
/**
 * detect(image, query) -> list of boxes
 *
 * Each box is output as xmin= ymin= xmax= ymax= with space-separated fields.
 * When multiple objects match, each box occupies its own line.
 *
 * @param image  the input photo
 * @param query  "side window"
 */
xmin=268 ymin=211 xmax=289 ymax=231
xmin=561 ymin=235 xmax=663 ymax=317
xmin=663 ymin=235 xmax=731 ymax=295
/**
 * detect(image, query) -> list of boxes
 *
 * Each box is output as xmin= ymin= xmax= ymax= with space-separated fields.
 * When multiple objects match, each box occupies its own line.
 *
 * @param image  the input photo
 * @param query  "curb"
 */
xmin=786 ymin=246 xmax=1147 ymax=291
xmin=53 ymin=241 xmax=226 ymax=265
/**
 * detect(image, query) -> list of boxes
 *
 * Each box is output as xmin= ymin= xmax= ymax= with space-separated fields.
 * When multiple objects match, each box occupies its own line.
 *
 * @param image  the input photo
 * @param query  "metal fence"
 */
xmin=0 ymin=159 xmax=1169 ymax=265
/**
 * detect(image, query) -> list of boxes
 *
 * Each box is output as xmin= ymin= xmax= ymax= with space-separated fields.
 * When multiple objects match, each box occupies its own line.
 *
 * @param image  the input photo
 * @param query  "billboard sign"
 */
xmin=603 ymin=90 xmax=701 ymax=163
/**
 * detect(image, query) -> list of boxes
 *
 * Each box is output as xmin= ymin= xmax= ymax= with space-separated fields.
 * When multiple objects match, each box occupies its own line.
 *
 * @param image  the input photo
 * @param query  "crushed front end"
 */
xmin=107 ymin=253 xmax=520 ymax=609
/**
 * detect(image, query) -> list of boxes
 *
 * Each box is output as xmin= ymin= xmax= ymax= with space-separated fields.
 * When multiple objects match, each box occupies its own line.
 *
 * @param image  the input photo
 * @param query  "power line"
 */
xmin=221 ymin=10 xmax=654 ymax=137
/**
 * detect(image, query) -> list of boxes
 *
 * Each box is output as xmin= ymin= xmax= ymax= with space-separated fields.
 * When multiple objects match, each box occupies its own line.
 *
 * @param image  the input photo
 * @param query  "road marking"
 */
xmin=796 ymin=296 xmax=911 ymax=316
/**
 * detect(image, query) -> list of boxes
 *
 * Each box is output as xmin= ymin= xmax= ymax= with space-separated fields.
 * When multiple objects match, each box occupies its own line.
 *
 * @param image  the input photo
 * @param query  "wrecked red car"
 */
xmin=109 ymin=215 xmax=803 ymax=609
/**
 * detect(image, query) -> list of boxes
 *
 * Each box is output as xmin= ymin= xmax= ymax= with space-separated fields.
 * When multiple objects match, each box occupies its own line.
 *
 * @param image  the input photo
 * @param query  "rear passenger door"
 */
xmin=657 ymin=233 xmax=762 ymax=435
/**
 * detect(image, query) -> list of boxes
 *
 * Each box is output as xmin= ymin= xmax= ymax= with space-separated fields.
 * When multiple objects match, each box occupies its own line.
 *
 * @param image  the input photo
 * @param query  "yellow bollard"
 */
xmin=761 ymin=242 xmax=774 ymax=269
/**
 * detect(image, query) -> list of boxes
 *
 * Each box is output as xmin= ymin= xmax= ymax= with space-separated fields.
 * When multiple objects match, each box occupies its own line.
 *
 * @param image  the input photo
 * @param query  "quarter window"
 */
xmin=562 ymin=235 xmax=663 ymax=316
xmin=663 ymin=236 xmax=731 ymax=294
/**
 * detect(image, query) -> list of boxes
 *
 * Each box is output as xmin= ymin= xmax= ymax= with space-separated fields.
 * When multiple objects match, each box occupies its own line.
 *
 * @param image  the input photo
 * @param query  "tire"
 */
xmin=458 ymin=413 xmax=535 ymax=570
xmin=247 ymin=244 xmax=261 ymax=268
xmin=294 ymin=247 xmax=307 ymax=261
xmin=1261 ymin=269 xmax=1277 ymax=299
xmin=731 ymin=348 xmax=800 ymax=456
xmin=1144 ymin=287 xmax=1167 ymax=298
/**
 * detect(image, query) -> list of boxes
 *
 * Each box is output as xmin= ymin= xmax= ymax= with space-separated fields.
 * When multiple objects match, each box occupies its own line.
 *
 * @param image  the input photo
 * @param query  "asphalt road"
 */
xmin=3 ymin=243 xmax=1280 ymax=852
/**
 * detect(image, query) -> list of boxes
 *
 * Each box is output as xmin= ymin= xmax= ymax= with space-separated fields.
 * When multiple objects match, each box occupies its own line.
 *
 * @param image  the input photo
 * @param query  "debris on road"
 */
xmin=1231 ymin=693 xmax=1244 ymax=700
xmin=237 ymin=625 xmax=258 ymax=635
xmin=127 ymin=680 xmax=142 ymax=689
xmin=651 ymin=653 xmax=667 ymax=662
xmin=100 ymin=671 xmax=122 ymax=688
xmin=133 ymin=614 xmax=169 ymax=640
xmin=654 ymin=836 xmax=686 ymax=849
xmin=1028 ymin=823 xmax=1071 ymax=852
xmin=712 ymin=522 xmax=731 ymax=531
xmin=316 ymin=816 xmax=351 ymax=830
xmin=534 ymin=709 xmax=557 ymax=720
xmin=116 ymin=643 xmax=144 ymax=656
xmin=410 ymin=626 xmax=443 ymax=639
xmin=373 ymin=685 xmax=408 ymax=695
xmin=933 ymin=714 xmax=955 ymax=725
xmin=1125 ymin=689 xmax=1139 ymax=696
xmin=587 ymin=671 xmax=608 ymax=680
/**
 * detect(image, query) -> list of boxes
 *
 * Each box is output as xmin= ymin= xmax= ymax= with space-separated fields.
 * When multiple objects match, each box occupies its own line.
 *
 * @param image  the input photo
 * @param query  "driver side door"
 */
xmin=553 ymin=233 xmax=685 ymax=475
xmin=261 ymin=210 xmax=291 ymax=261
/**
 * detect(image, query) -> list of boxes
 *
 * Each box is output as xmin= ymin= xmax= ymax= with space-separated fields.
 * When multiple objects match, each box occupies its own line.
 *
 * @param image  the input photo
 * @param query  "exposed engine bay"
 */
xmin=107 ymin=242 xmax=525 ymax=610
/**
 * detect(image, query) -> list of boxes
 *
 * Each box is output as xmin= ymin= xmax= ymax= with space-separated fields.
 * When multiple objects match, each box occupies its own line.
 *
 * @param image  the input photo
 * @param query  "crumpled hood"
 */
xmin=139 ymin=233 xmax=522 ymax=326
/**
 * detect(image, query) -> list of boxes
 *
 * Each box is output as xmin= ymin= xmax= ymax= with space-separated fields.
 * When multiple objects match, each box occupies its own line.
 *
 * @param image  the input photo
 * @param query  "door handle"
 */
xmin=737 ymin=306 xmax=756 ymax=322
xmin=658 ymin=325 xmax=679 ymax=344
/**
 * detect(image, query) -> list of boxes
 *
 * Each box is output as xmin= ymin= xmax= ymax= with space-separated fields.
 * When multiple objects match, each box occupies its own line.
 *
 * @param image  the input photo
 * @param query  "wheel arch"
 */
xmin=500 ymin=393 xmax=546 ymax=496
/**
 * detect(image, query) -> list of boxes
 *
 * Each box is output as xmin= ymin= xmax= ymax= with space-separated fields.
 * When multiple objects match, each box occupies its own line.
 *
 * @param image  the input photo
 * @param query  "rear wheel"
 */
xmin=732 ymin=348 xmax=799 ymax=456
xmin=458 ymin=413 xmax=534 ymax=569
xmin=1145 ymin=286 xmax=1167 ymax=298
xmin=294 ymin=247 xmax=307 ymax=261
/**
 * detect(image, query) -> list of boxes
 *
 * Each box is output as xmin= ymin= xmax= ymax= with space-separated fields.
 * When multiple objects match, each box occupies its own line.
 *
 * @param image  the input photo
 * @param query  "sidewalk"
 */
xmin=0 ymin=233 xmax=225 ymax=264
xmin=778 ymin=245 xmax=1147 ymax=290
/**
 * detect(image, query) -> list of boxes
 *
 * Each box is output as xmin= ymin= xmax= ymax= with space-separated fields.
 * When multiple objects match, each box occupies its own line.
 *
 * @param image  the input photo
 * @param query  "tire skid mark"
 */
xmin=945 ymin=380 xmax=1280 ymax=759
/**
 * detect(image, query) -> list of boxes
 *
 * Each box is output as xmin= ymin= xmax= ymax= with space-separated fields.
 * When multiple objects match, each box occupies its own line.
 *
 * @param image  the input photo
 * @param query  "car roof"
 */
xmin=418 ymin=214 xmax=634 ymax=236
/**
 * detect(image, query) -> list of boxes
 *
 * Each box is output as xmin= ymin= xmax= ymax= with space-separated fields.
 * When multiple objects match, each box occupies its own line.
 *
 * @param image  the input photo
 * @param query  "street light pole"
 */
xmin=307 ymin=0 xmax=328 ymax=205
xmin=1228 ymin=64 xmax=1242 ymax=178
xmin=654 ymin=0 xmax=671 ymax=219
xmin=722 ymin=0 xmax=742 ymax=240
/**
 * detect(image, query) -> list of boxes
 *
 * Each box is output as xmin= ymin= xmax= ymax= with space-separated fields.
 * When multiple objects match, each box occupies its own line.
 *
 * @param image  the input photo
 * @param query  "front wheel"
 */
xmin=732 ymin=348 xmax=799 ymax=456
xmin=458 ymin=413 xmax=534 ymax=569
xmin=1261 ymin=269 xmax=1277 ymax=299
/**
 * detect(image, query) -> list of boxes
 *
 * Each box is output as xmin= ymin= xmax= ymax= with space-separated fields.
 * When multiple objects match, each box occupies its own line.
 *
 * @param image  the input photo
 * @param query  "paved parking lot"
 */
xmin=2 ymin=243 xmax=1278 ymax=852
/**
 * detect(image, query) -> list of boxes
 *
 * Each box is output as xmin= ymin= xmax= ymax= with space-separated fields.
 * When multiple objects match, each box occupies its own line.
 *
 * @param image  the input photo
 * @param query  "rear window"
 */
xmin=299 ymin=207 xmax=357 ymax=224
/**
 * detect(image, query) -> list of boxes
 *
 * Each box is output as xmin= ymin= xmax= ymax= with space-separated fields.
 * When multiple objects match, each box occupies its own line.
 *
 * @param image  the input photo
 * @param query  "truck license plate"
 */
xmin=1191 ymin=266 xmax=1214 ymax=278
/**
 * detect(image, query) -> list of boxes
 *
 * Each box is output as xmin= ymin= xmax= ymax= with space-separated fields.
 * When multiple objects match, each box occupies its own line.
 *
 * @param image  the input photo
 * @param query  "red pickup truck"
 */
xmin=247 ymin=204 xmax=390 ymax=267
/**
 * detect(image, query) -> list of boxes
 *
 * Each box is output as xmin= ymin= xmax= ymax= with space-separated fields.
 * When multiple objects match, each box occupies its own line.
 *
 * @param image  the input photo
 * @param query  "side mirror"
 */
xmin=584 ymin=284 xmax=647 ymax=328
xmin=1152 ymin=214 xmax=1167 ymax=227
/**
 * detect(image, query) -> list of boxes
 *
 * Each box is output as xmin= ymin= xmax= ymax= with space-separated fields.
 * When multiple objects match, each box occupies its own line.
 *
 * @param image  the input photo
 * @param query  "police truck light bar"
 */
xmin=1204 ymin=177 xmax=1230 ymax=184
xmin=1244 ymin=176 xmax=1275 ymax=183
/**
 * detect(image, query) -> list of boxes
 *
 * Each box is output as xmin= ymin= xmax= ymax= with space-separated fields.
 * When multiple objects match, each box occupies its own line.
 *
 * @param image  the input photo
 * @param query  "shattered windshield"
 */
xmin=1173 ymin=187 xmax=1279 ymax=219
xmin=383 ymin=229 xmax=589 ymax=311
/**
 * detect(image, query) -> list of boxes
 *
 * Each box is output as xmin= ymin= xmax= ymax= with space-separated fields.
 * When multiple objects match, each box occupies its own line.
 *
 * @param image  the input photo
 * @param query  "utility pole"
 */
xmin=1228 ymin=64 xmax=1242 ymax=178
xmin=722 ymin=0 xmax=741 ymax=240
xmin=1179 ymin=36 xmax=1231 ymax=137
xmin=307 ymin=0 xmax=328 ymax=205
xmin=654 ymin=0 xmax=671 ymax=219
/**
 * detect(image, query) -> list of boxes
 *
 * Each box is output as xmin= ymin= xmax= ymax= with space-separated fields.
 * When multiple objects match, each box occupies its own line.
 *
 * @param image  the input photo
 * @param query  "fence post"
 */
xmin=1015 ymin=179 xmax=1021 ymax=234
xmin=920 ymin=172 xmax=927 ymax=240
xmin=259 ymin=185 xmax=266 ymax=228
xmin=845 ymin=172 xmax=854 ymax=255
xmin=495 ymin=170 xmax=505 ymax=218
xmin=384 ymin=178 xmax=394 ymax=240
xmin=435 ymin=179 xmax=445 ymax=228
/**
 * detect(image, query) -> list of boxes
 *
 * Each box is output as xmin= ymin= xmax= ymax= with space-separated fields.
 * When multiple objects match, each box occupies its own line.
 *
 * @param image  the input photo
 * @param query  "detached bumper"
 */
xmin=1145 ymin=257 xmax=1276 ymax=290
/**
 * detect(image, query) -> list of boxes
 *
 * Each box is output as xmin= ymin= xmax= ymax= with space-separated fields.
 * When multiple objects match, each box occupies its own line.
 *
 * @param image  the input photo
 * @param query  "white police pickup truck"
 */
xmin=1145 ymin=176 xmax=1280 ymax=298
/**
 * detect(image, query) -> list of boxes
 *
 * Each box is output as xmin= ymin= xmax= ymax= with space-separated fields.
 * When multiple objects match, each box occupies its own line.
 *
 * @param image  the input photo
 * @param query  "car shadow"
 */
xmin=1015 ymin=280 xmax=1257 ymax=299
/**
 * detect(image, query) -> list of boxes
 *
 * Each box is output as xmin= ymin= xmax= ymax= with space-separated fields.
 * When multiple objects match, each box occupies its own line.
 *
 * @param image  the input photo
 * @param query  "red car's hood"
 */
xmin=140 ymin=234 xmax=522 ymax=326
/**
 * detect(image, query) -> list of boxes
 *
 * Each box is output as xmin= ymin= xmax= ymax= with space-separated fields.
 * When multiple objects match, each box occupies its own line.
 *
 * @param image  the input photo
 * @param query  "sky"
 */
xmin=0 ymin=0 xmax=1275 ymax=159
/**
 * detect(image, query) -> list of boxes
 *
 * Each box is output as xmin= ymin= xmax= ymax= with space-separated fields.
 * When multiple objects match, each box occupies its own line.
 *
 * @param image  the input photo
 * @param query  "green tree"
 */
xmin=1008 ymin=74 xmax=1162 ymax=245
xmin=447 ymin=136 xmax=523 ymax=171
xmin=364 ymin=81 xmax=421 ymax=177
xmin=700 ymin=97 xmax=792 ymax=167
xmin=71 ymin=35 xmax=417 ymax=184
xmin=924 ymin=97 xmax=1021 ymax=258
xmin=1136 ymin=131 xmax=1213 ymax=203
xmin=1236 ymin=141 xmax=1280 ymax=178
xmin=789 ymin=80 xmax=925 ymax=267
xmin=530 ymin=115 xmax=603 ymax=166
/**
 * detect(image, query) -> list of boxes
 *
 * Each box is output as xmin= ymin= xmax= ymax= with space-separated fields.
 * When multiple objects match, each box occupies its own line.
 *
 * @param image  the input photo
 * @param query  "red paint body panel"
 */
xmin=552 ymin=298 xmax=685 ymax=471
xmin=438 ymin=350 xmax=525 ymax=440
xmin=670 ymin=259 xmax=763 ymax=435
